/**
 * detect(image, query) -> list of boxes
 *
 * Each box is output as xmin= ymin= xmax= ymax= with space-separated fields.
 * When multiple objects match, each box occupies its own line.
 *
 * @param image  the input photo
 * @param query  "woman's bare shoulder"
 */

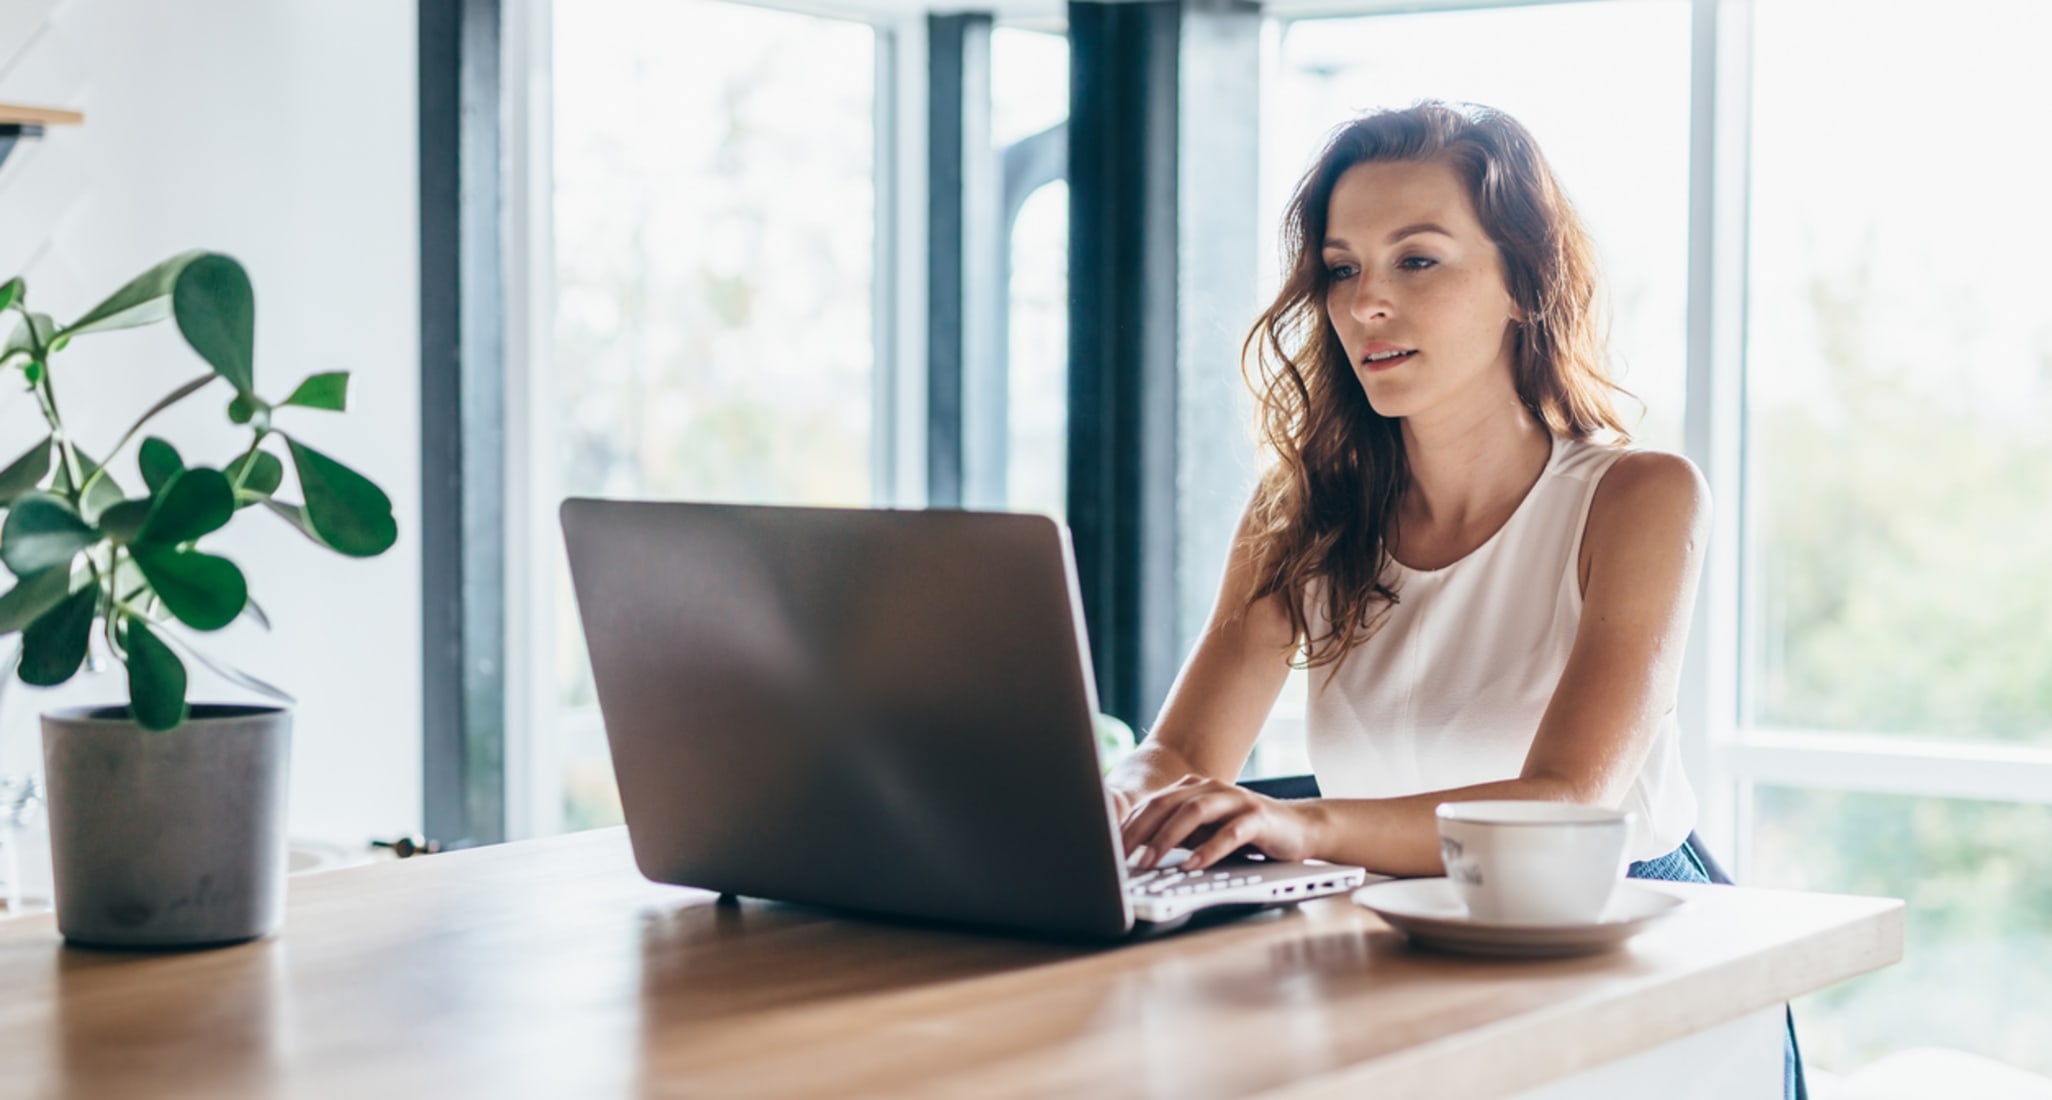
xmin=1601 ymin=448 xmax=1706 ymax=499
xmin=1585 ymin=448 xmax=1710 ymax=553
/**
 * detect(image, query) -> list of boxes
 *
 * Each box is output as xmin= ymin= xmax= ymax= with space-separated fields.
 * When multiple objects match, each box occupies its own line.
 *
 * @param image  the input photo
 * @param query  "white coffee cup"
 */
xmin=1434 ymin=801 xmax=1634 ymax=925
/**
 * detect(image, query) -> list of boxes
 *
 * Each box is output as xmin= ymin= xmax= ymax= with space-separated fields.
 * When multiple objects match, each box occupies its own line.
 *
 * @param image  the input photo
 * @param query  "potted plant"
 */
xmin=0 ymin=251 xmax=395 ymax=947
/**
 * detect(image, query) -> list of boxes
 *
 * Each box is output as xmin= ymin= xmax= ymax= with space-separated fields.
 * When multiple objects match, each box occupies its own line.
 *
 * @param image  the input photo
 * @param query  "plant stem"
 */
xmin=29 ymin=375 xmax=86 ymax=507
xmin=229 ymin=428 xmax=271 ymax=493
xmin=112 ymin=598 xmax=163 ymax=636
xmin=16 ymin=315 xmax=87 ymax=506
xmin=103 ymin=547 xmax=127 ymax=662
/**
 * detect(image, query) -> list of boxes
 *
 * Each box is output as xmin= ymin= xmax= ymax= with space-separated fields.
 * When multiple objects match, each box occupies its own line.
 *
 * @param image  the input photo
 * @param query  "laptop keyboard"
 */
xmin=1123 ymin=851 xmax=1371 ymax=921
xmin=1126 ymin=864 xmax=1269 ymax=898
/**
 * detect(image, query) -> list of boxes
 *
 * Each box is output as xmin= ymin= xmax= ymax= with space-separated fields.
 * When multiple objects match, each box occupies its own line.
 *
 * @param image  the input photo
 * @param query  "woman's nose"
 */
xmin=1349 ymin=277 xmax=1392 ymax=323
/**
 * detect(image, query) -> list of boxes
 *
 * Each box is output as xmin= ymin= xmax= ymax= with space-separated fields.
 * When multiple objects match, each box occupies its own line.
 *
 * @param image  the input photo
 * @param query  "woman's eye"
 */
xmin=1398 ymin=256 xmax=1438 ymax=271
xmin=1326 ymin=263 xmax=1359 ymax=281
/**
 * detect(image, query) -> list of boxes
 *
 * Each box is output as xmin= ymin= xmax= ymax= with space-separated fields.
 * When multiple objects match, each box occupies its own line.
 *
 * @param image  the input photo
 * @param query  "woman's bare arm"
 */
xmin=1103 ymin=506 xmax=1298 ymax=815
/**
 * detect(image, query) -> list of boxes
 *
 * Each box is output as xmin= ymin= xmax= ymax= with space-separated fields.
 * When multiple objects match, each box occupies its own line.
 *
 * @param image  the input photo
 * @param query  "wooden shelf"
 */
xmin=0 ymin=103 xmax=81 ymax=173
xmin=0 ymin=103 xmax=83 ymax=126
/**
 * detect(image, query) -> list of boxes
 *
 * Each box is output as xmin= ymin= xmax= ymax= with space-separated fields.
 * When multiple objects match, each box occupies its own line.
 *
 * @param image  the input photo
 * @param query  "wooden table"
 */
xmin=0 ymin=828 xmax=1901 ymax=1099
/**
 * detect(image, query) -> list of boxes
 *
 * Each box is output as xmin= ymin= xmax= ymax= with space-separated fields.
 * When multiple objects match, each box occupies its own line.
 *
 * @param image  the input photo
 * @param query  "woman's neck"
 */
xmin=1397 ymin=394 xmax=1554 ymax=537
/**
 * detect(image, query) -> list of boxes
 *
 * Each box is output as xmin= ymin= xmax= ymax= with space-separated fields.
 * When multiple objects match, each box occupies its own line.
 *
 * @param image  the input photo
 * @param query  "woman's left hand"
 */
xmin=1119 ymin=776 xmax=1322 ymax=871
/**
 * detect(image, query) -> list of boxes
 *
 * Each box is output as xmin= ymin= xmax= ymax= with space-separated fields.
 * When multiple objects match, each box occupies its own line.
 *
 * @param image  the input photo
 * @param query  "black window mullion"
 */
xmin=420 ymin=0 xmax=506 ymax=847
xmin=1067 ymin=0 xmax=1181 ymax=729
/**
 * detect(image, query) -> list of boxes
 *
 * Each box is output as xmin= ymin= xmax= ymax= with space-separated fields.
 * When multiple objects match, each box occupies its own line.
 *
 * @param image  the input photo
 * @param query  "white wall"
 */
xmin=0 ymin=0 xmax=422 ymax=847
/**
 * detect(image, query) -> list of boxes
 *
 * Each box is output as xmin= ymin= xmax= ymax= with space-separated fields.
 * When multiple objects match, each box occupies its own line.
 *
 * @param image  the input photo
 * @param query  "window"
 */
xmin=993 ymin=26 xmax=1071 ymax=520
xmin=1738 ymin=0 xmax=2052 ymax=1076
xmin=547 ymin=0 xmax=879 ymax=830
xmin=1743 ymin=0 xmax=2052 ymax=748
xmin=1004 ymin=178 xmax=1068 ymax=519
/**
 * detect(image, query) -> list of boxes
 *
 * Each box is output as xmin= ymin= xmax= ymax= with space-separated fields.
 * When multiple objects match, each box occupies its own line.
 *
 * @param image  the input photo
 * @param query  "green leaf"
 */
xmin=171 ymin=254 xmax=255 ymax=394
xmin=98 ymin=499 xmax=152 ymax=543
xmin=0 ymin=566 xmax=72 ymax=633
xmin=130 ymin=545 xmax=246 ymax=631
xmin=0 ymin=438 xmax=51 ymax=504
xmin=122 ymin=617 xmax=189 ymax=731
xmin=18 ymin=584 xmax=96 ymax=686
xmin=227 ymin=393 xmax=268 ymax=426
xmin=4 ymin=312 xmax=56 ymax=360
xmin=285 ymin=439 xmax=396 ymax=557
xmin=0 ymin=492 xmax=96 ymax=576
xmin=0 ymin=277 xmax=21 ymax=312
xmin=23 ymin=361 xmax=44 ymax=385
xmin=60 ymin=249 xmax=207 ymax=337
xmin=138 ymin=437 xmax=185 ymax=495
xmin=261 ymin=499 xmax=322 ymax=547
xmin=136 ymin=468 xmax=234 ymax=546
xmin=281 ymin=371 xmax=349 ymax=412
xmin=228 ymin=450 xmax=284 ymax=499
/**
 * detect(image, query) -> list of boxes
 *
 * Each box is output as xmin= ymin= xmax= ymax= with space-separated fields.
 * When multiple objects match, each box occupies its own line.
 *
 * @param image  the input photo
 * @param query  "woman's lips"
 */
xmin=1362 ymin=350 xmax=1417 ymax=373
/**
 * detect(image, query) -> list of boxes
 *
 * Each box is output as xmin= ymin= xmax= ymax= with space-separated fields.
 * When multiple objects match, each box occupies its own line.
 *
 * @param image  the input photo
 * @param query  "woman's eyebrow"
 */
xmin=1383 ymin=222 xmax=1454 ymax=245
xmin=1323 ymin=222 xmax=1455 ymax=251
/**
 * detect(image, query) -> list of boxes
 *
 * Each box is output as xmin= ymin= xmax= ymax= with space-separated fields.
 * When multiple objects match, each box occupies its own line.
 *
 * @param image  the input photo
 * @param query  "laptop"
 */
xmin=559 ymin=499 xmax=1370 ymax=939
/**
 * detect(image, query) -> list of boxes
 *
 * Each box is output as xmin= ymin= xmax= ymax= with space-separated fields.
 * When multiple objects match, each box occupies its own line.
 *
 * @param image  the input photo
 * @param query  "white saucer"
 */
xmin=1352 ymin=878 xmax=1686 ymax=958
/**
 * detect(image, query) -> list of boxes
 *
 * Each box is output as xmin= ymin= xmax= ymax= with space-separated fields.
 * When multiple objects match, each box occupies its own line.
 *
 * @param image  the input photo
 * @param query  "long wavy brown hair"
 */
xmin=1242 ymin=101 xmax=1634 ymax=669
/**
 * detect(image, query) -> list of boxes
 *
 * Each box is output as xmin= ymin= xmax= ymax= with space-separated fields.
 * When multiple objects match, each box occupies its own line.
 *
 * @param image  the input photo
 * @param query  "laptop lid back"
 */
xmin=560 ymin=499 xmax=1133 ymax=938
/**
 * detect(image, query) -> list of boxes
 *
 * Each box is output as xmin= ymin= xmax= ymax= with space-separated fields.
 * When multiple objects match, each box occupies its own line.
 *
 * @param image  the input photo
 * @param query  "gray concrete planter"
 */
xmin=41 ymin=704 xmax=292 ymax=948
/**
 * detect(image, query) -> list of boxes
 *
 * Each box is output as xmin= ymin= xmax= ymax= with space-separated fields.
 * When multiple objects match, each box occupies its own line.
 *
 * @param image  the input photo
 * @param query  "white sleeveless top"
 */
xmin=1303 ymin=434 xmax=1697 ymax=862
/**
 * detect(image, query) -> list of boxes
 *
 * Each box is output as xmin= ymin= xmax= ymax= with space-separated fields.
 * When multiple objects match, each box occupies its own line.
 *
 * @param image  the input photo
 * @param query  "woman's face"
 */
xmin=1320 ymin=158 xmax=1523 ymax=423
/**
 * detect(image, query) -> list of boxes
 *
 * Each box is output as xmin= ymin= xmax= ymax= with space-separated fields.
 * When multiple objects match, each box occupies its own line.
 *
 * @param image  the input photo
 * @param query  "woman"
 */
xmin=1105 ymin=101 xmax=1804 ymax=1095
xmin=1109 ymin=99 xmax=1701 ymax=871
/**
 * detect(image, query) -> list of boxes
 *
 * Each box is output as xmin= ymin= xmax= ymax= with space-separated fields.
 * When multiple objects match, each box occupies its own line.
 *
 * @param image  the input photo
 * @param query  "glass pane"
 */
xmin=993 ymin=27 xmax=1071 ymax=519
xmin=992 ymin=26 xmax=1068 ymax=149
xmin=1006 ymin=180 xmax=1068 ymax=519
xmin=1752 ymin=786 xmax=2052 ymax=1079
xmin=550 ymin=0 xmax=877 ymax=829
xmin=1248 ymin=1 xmax=1691 ymax=777
xmin=1744 ymin=1 xmax=2052 ymax=744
